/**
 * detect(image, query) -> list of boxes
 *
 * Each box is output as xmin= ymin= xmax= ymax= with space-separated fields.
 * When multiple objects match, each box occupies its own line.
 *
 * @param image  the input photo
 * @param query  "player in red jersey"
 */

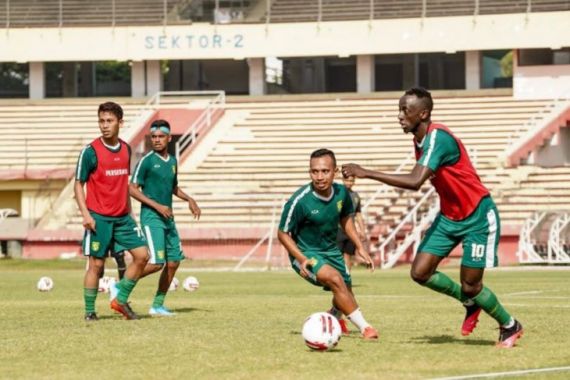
xmin=75 ymin=102 xmax=149 ymax=321
xmin=342 ymin=88 xmax=523 ymax=348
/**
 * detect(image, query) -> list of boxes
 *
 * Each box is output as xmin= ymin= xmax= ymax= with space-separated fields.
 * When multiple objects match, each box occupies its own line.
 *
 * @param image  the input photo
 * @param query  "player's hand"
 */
xmin=342 ymin=163 xmax=366 ymax=178
xmin=356 ymin=247 xmax=375 ymax=272
xmin=156 ymin=204 xmax=173 ymax=219
xmin=300 ymin=257 xmax=316 ymax=278
xmin=82 ymin=214 xmax=96 ymax=231
xmin=188 ymin=198 xmax=201 ymax=220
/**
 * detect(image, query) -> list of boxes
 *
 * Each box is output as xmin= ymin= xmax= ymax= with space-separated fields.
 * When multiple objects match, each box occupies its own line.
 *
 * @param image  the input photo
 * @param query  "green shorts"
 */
xmin=82 ymin=211 xmax=147 ymax=259
xmin=418 ymin=196 xmax=501 ymax=268
xmin=142 ymin=217 xmax=184 ymax=265
xmin=290 ymin=250 xmax=352 ymax=289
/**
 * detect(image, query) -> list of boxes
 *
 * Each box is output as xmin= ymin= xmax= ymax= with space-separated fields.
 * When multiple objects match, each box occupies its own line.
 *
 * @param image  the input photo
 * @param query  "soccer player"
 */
xmin=336 ymin=175 xmax=367 ymax=272
xmin=75 ymin=101 xmax=149 ymax=321
xmin=342 ymin=87 xmax=523 ymax=348
xmin=278 ymin=148 xmax=378 ymax=340
xmin=127 ymin=119 xmax=201 ymax=316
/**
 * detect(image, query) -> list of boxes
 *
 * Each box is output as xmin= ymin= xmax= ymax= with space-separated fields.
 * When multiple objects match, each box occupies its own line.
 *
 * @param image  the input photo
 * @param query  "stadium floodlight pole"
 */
xmin=163 ymin=0 xmax=167 ymax=27
xmin=369 ymin=0 xmax=374 ymax=21
xmin=112 ymin=0 xmax=116 ymax=28
xmin=266 ymin=0 xmax=271 ymax=25
xmin=214 ymin=0 xmax=220 ymax=24
xmin=58 ymin=0 xmax=62 ymax=28
xmin=317 ymin=0 xmax=322 ymax=23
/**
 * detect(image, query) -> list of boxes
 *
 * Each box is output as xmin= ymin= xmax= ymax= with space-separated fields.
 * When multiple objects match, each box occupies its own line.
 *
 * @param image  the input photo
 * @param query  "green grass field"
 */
xmin=1 ymin=260 xmax=569 ymax=379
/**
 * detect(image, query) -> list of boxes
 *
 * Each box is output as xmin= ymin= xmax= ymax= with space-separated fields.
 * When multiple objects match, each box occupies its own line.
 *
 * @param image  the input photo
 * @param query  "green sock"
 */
xmin=424 ymin=271 xmax=469 ymax=303
xmin=152 ymin=291 xmax=167 ymax=308
xmin=84 ymin=288 xmax=98 ymax=314
xmin=472 ymin=286 xmax=512 ymax=325
xmin=117 ymin=277 xmax=137 ymax=304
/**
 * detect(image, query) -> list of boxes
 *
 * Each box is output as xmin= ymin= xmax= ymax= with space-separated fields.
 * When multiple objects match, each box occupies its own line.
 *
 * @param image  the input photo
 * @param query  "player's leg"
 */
xmin=150 ymin=224 xmax=182 ymax=315
xmin=110 ymin=217 xmax=148 ymax=319
xmin=461 ymin=200 xmax=522 ymax=347
xmin=411 ymin=215 xmax=470 ymax=303
xmin=317 ymin=255 xmax=377 ymax=339
xmin=82 ymin=216 xmax=112 ymax=320
xmin=112 ymin=250 xmax=127 ymax=280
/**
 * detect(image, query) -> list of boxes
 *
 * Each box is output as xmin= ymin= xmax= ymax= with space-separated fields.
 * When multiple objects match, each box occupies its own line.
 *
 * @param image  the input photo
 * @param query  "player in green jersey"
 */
xmin=123 ymin=119 xmax=201 ymax=316
xmin=342 ymin=88 xmax=522 ymax=348
xmin=278 ymin=149 xmax=378 ymax=340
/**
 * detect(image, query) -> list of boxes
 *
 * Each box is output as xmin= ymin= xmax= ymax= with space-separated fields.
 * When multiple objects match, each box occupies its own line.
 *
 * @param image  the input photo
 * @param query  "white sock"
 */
xmin=347 ymin=308 xmax=371 ymax=332
xmin=327 ymin=306 xmax=343 ymax=319
xmin=502 ymin=317 xmax=515 ymax=329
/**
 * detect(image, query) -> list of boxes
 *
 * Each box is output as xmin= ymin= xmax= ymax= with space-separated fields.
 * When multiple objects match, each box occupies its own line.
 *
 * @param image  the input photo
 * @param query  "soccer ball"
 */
xmin=37 ymin=276 xmax=54 ymax=292
xmin=183 ymin=276 xmax=200 ymax=292
xmin=168 ymin=277 xmax=179 ymax=292
xmin=302 ymin=312 xmax=342 ymax=351
xmin=98 ymin=276 xmax=116 ymax=293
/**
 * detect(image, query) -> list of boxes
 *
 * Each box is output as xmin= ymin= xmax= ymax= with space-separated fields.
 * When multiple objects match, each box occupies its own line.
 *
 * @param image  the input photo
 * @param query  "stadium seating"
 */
xmin=0 ymin=0 xmax=183 ymax=27
xmin=0 ymin=100 xmax=144 ymax=178
xmin=16 ymin=94 xmax=565 ymax=244
xmin=264 ymin=0 xmax=570 ymax=23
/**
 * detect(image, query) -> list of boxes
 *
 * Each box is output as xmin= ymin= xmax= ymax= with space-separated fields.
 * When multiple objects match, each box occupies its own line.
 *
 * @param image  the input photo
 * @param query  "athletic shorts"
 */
xmin=82 ymin=212 xmax=147 ymax=259
xmin=290 ymin=250 xmax=352 ymax=289
xmin=418 ymin=196 xmax=501 ymax=268
xmin=337 ymin=237 xmax=356 ymax=255
xmin=141 ymin=217 xmax=184 ymax=265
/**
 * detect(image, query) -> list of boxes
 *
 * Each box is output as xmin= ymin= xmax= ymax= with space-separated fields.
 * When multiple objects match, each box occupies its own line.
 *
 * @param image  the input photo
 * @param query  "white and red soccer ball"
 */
xmin=183 ymin=276 xmax=200 ymax=292
xmin=302 ymin=312 xmax=342 ymax=351
xmin=36 ymin=276 xmax=54 ymax=292
xmin=168 ymin=277 xmax=180 ymax=291
xmin=98 ymin=276 xmax=116 ymax=293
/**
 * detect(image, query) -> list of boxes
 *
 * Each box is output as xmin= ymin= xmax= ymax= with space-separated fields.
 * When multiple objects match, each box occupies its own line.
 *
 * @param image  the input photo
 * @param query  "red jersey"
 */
xmin=414 ymin=123 xmax=489 ymax=221
xmin=85 ymin=138 xmax=131 ymax=217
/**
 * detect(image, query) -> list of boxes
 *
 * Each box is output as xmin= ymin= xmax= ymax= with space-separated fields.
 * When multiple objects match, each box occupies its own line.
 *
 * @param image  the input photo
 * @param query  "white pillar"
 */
xmin=248 ymin=58 xmax=266 ymax=96
xmin=29 ymin=62 xmax=45 ymax=99
xmin=146 ymin=60 xmax=162 ymax=96
xmin=357 ymin=54 xmax=375 ymax=93
xmin=465 ymin=50 xmax=481 ymax=90
xmin=131 ymin=61 xmax=145 ymax=97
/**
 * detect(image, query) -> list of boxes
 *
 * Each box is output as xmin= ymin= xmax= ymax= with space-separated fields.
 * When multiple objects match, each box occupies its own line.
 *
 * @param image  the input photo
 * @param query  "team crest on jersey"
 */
xmin=91 ymin=241 xmax=100 ymax=252
xmin=172 ymin=165 xmax=176 ymax=174
xmin=158 ymin=250 xmax=165 ymax=260
xmin=337 ymin=200 xmax=343 ymax=211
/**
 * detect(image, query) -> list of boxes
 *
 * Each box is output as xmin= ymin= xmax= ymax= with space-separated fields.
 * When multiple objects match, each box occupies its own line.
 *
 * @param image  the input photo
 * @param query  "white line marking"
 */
xmin=503 ymin=290 xmax=543 ymax=296
xmin=430 ymin=365 xmax=570 ymax=380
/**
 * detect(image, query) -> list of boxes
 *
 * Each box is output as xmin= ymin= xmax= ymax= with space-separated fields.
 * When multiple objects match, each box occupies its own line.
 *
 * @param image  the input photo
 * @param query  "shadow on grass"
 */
xmin=411 ymin=334 xmax=494 ymax=346
xmin=173 ymin=307 xmax=211 ymax=313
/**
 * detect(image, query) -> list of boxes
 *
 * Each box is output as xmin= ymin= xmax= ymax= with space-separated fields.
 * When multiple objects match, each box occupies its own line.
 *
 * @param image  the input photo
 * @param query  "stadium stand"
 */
xmin=0 ymin=100 xmax=145 ymax=179
xmin=264 ymin=0 xmax=570 ymax=23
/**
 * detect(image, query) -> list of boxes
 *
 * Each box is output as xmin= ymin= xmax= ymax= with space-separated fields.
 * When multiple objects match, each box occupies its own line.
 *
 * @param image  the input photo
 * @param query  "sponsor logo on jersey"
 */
xmin=311 ymin=209 xmax=319 ymax=214
xmin=105 ymin=169 xmax=128 ymax=177
xmin=154 ymin=164 xmax=161 ymax=168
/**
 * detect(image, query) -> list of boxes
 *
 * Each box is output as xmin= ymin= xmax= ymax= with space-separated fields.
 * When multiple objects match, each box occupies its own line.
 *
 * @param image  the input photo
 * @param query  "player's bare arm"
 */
xmin=173 ymin=186 xmax=201 ymax=220
xmin=277 ymin=230 xmax=314 ymax=278
xmin=74 ymin=180 xmax=95 ymax=231
xmin=340 ymin=215 xmax=374 ymax=271
xmin=128 ymin=183 xmax=173 ymax=219
xmin=342 ymin=163 xmax=433 ymax=191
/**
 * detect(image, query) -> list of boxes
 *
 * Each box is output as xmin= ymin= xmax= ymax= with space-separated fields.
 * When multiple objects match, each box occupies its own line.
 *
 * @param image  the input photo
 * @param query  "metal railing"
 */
xmin=1 ymin=0 xmax=565 ymax=28
xmin=174 ymin=91 xmax=226 ymax=161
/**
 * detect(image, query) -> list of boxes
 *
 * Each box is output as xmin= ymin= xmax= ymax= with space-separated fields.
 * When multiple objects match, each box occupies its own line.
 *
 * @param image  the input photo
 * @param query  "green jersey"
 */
xmin=279 ymin=182 xmax=354 ymax=254
xmin=131 ymin=151 xmax=178 ymax=221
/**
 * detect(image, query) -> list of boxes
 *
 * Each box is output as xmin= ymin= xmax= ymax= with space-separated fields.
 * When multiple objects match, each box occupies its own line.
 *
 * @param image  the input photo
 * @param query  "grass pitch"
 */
xmin=0 ymin=260 xmax=569 ymax=380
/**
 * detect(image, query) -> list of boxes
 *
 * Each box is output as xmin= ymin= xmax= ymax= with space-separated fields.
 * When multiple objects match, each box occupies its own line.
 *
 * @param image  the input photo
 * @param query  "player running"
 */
xmin=278 ymin=148 xmax=378 ymax=340
xmin=342 ymin=87 xmax=523 ymax=348
xmin=125 ymin=119 xmax=201 ymax=316
xmin=75 ymin=101 xmax=149 ymax=321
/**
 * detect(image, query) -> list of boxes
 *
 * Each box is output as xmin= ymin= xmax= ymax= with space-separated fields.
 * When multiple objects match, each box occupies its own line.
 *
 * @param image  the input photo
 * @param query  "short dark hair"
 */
xmin=98 ymin=102 xmax=123 ymax=120
xmin=404 ymin=87 xmax=433 ymax=113
xmin=150 ymin=119 xmax=171 ymax=130
xmin=310 ymin=148 xmax=336 ymax=167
